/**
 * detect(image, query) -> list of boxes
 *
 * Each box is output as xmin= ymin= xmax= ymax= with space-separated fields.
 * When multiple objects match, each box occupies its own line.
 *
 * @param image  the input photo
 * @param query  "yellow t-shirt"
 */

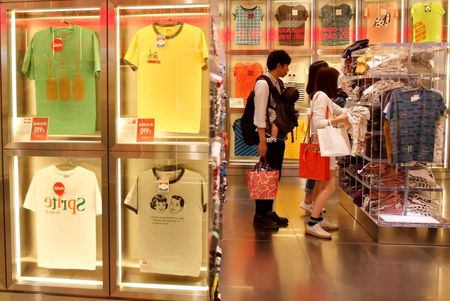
xmin=411 ymin=2 xmax=445 ymax=43
xmin=124 ymin=23 xmax=208 ymax=133
xmin=284 ymin=118 xmax=306 ymax=159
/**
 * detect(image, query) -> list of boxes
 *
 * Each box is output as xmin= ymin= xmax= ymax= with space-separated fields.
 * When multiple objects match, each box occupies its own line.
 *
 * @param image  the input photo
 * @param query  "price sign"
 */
xmin=136 ymin=118 xmax=154 ymax=142
xmin=30 ymin=117 xmax=48 ymax=141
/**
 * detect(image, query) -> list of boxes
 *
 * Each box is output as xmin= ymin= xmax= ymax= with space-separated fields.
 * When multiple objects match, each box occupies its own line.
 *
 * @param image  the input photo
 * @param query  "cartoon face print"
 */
xmin=169 ymin=195 xmax=185 ymax=214
xmin=285 ymin=72 xmax=297 ymax=82
xmin=150 ymin=194 xmax=168 ymax=213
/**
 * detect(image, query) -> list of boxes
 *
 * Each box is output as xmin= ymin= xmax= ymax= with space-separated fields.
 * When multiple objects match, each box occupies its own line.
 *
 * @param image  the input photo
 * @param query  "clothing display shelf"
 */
xmin=339 ymin=42 xmax=449 ymax=228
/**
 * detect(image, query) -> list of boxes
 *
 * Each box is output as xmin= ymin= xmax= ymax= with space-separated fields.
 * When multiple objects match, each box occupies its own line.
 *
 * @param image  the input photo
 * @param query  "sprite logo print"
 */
xmin=44 ymin=196 xmax=86 ymax=214
xmin=45 ymin=182 xmax=86 ymax=214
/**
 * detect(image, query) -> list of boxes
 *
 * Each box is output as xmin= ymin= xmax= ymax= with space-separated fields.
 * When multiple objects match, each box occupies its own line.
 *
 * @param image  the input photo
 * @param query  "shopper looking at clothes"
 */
xmin=305 ymin=67 xmax=348 ymax=239
xmin=252 ymin=50 xmax=291 ymax=229
xmin=300 ymin=60 xmax=329 ymax=214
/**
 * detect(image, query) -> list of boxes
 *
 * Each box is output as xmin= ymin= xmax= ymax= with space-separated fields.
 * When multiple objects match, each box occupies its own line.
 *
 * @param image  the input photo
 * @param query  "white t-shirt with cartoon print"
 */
xmin=124 ymin=168 xmax=206 ymax=276
xmin=24 ymin=165 xmax=102 ymax=270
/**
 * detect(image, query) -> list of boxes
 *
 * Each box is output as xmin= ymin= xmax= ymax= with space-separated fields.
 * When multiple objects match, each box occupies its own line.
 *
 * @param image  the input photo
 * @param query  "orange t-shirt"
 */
xmin=233 ymin=63 xmax=264 ymax=99
xmin=364 ymin=3 xmax=398 ymax=43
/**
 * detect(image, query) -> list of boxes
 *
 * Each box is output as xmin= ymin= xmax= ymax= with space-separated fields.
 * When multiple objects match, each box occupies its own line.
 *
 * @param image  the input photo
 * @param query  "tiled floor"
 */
xmin=220 ymin=176 xmax=450 ymax=301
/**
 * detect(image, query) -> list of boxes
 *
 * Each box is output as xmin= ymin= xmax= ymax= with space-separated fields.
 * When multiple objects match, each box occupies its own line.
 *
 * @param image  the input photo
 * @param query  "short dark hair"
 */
xmin=314 ymin=67 xmax=340 ymax=99
xmin=150 ymin=194 xmax=168 ymax=209
xmin=172 ymin=195 xmax=185 ymax=207
xmin=267 ymin=50 xmax=291 ymax=71
xmin=306 ymin=60 xmax=329 ymax=97
xmin=281 ymin=87 xmax=299 ymax=104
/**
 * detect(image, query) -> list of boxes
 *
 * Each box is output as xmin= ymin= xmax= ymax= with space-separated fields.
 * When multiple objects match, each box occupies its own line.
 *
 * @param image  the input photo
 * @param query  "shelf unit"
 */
xmin=338 ymin=43 xmax=450 ymax=244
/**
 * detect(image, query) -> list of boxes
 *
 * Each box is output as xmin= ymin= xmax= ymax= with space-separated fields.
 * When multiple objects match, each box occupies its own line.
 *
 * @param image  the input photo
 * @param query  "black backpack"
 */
xmin=239 ymin=75 xmax=283 ymax=145
xmin=271 ymin=88 xmax=299 ymax=142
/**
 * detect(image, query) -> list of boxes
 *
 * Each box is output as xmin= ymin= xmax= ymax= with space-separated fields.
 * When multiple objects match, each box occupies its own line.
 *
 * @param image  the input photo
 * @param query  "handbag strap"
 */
xmin=303 ymin=92 xmax=331 ymax=143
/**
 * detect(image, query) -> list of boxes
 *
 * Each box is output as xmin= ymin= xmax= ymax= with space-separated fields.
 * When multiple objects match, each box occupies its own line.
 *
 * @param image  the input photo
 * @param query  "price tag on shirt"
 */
xmin=156 ymin=34 xmax=166 ymax=48
xmin=411 ymin=95 xmax=421 ymax=102
xmin=336 ymin=9 xmax=342 ymax=16
xmin=292 ymin=9 xmax=298 ymax=16
xmin=30 ymin=117 xmax=48 ymax=141
xmin=158 ymin=178 xmax=170 ymax=193
xmin=136 ymin=118 xmax=155 ymax=142
xmin=229 ymin=97 xmax=245 ymax=108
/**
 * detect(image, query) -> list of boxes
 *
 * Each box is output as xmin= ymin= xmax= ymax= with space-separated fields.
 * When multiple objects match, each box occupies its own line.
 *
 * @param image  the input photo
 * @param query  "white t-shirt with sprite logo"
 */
xmin=24 ymin=165 xmax=102 ymax=270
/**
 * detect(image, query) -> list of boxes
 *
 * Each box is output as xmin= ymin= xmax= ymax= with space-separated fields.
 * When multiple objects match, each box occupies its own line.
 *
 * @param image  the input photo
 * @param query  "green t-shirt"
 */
xmin=22 ymin=26 xmax=100 ymax=135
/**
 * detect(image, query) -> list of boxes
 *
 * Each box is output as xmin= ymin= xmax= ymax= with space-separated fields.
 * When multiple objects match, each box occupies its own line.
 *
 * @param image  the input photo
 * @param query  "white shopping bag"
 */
xmin=317 ymin=126 xmax=351 ymax=157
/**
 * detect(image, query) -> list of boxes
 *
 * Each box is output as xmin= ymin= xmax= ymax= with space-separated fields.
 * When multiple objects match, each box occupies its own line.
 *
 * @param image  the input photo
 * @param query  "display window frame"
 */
xmin=3 ymin=149 xmax=109 ymax=297
xmin=228 ymin=0 xmax=269 ymax=51
xmin=109 ymin=151 xmax=209 ymax=300
xmin=0 ymin=0 xmax=108 ymax=150
xmin=360 ymin=0 xmax=402 ymax=44
xmin=108 ymin=0 xmax=211 ymax=150
xmin=271 ymin=0 xmax=313 ymax=51
xmin=315 ymin=0 xmax=357 ymax=49
xmin=405 ymin=0 xmax=449 ymax=43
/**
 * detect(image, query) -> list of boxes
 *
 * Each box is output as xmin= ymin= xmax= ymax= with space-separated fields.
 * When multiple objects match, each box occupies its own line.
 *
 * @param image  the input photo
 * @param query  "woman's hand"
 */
xmin=331 ymin=112 xmax=349 ymax=126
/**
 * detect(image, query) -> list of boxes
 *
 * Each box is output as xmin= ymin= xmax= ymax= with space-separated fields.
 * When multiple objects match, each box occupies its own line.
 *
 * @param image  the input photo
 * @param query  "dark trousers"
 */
xmin=255 ymin=140 xmax=285 ymax=215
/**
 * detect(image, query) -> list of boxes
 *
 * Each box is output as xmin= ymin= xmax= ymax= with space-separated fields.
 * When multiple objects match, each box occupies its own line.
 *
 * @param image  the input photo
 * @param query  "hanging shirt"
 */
xmin=124 ymin=23 xmax=208 ymax=134
xmin=24 ymin=165 xmax=102 ymax=270
xmin=275 ymin=4 xmax=309 ymax=46
xmin=385 ymin=88 xmax=446 ymax=164
xmin=365 ymin=3 xmax=398 ymax=43
xmin=124 ymin=168 xmax=206 ymax=276
xmin=233 ymin=6 xmax=264 ymax=45
xmin=22 ymin=26 xmax=100 ymax=135
xmin=320 ymin=4 xmax=353 ymax=46
xmin=233 ymin=62 xmax=264 ymax=99
xmin=281 ymin=62 xmax=307 ymax=102
xmin=411 ymin=2 xmax=446 ymax=42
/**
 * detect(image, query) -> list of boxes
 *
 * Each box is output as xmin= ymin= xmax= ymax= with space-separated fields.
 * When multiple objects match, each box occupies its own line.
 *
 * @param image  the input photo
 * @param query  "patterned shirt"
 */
xmin=233 ymin=6 xmax=264 ymax=45
xmin=275 ymin=5 xmax=309 ymax=46
xmin=281 ymin=62 xmax=307 ymax=102
xmin=385 ymin=88 xmax=446 ymax=164
xmin=320 ymin=4 xmax=353 ymax=46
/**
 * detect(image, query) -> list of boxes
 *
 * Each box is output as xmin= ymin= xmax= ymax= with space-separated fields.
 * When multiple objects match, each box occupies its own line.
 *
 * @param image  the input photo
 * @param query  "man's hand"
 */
xmin=257 ymin=127 xmax=267 ymax=156
xmin=258 ymin=141 xmax=268 ymax=157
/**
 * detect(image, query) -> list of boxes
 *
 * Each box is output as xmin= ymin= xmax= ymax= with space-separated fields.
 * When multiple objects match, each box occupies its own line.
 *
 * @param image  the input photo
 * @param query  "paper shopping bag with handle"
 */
xmin=246 ymin=157 xmax=280 ymax=200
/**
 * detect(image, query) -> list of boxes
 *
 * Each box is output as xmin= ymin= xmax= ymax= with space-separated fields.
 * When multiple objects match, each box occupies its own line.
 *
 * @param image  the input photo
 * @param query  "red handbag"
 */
xmin=298 ymin=106 xmax=330 ymax=181
xmin=246 ymin=157 xmax=280 ymax=200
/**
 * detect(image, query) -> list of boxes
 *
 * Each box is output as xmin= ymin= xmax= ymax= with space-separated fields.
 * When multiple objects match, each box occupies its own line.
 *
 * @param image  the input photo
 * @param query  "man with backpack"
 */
xmin=251 ymin=50 xmax=291 ymax=229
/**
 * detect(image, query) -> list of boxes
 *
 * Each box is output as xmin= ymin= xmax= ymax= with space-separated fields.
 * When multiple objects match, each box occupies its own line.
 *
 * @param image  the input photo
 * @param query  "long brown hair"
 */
xmin=306 ymin=60 xmax=328 ymax=97
xmin=314 ymin=67 xmax=339 ymax=99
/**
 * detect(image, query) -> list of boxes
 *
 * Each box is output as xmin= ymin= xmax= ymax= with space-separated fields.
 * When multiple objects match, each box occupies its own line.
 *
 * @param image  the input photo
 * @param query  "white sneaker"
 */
xmin=300 ymin=201 xmax=313 ymax=214
xmin=305 ymin=223 xmax=332 ymax=239
xmin=320 ymin=218 xmax=339 ymax=231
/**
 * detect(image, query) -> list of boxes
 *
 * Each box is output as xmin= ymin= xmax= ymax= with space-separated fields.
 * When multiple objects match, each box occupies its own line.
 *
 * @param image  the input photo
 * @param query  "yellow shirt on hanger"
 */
xmin=411 ymin=2 xmax=445 ymax=43
xmin=125 ymin=23 xmax=208 ymax=134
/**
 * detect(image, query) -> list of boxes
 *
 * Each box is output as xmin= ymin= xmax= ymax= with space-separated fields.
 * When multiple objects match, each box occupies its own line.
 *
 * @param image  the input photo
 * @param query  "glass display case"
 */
xmin=360 ymin=0 xmax=402 ymax=43
xmin=229 ymin=0 xmax=269 ymax=51
xmin=3 ymin=151 xmax=108 ymax=296
xmin=109 ymin=153 xmax=209 ymax=300
xmin=315 ymin=0 xmax=356 ymax=49
xmin=271 ymin=0 xmax=312 ymax=50
xmin=108 ymin=1 xmax=211 ymax=300
xmin=109 ymin=2 xmax=210 ymax=147
xmin=0 ymin=0 xmax=107 ymax=149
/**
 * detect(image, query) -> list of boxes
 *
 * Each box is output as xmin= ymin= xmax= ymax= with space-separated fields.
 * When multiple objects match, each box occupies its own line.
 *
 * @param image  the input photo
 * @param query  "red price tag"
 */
xmin=30 ymin=117 xmax=48 ymax=141
xmin=136 ymin=118 xmax=154 ymax=142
